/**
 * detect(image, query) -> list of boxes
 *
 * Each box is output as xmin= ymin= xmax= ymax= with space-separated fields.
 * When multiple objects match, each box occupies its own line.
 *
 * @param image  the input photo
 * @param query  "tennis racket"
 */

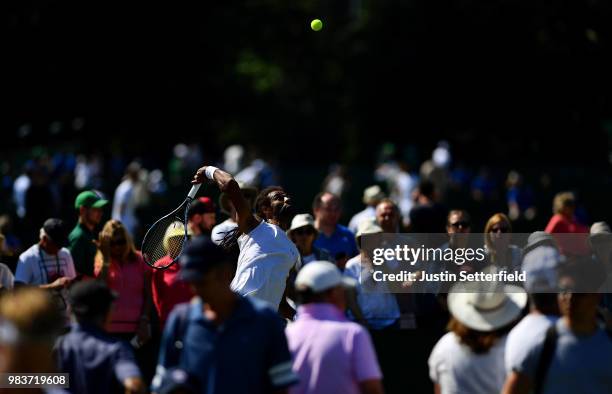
xmin=141 ymin=183 xmax=202 ymax=269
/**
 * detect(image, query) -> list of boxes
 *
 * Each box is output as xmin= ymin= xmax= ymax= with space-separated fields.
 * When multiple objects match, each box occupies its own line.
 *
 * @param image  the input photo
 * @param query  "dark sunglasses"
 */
xmin=111 ymin=238 xmax=127 ymax=246
xmin=293 ymin=227 xmax=315 ymax=236
xmin=449 ymin=221 xmax=470 ymax=229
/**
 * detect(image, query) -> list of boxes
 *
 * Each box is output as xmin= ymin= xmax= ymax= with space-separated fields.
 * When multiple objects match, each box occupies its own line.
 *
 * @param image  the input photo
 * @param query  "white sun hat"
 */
xmin=447 ymin=277 xmax=527 ymax=332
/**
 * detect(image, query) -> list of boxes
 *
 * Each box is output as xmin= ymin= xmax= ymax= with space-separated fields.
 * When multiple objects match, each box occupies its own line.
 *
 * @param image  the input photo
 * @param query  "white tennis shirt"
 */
xmin=231 ymin=221 xmax=300 ymax=309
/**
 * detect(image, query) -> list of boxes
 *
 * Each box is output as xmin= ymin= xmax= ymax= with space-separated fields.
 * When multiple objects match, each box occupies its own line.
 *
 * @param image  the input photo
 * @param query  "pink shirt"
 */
xmin=285 ymin=303 xmax=382 ymax=394
xmin=95 ymin=253 xmax=149 ymax=333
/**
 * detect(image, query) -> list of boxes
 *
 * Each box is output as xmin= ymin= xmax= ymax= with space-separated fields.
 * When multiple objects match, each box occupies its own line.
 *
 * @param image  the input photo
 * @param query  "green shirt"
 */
xmin=68 ymin=222 xmax=97 ymax=277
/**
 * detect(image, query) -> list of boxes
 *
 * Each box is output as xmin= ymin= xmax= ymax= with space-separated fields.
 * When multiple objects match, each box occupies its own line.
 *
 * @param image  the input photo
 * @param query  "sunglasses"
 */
xmin=449 ymin=221 xmax=470 ymax=229
xmin=111 ymin=238 xmax=127 ymax=246
xmin=490 ymin=226 xmax=510 ymax=233
xmin=293 ymin=227 xmax=315 ymax=236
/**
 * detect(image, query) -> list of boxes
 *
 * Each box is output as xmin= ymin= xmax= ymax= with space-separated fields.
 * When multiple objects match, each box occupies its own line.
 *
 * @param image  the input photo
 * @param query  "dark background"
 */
xmin=4 ymin=0 xmax=612 ymax=162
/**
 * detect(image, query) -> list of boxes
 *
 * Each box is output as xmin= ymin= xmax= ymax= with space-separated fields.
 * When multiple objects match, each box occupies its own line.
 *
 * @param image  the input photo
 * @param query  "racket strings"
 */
xmin=142 ymin=216 xmax=187 ymax=268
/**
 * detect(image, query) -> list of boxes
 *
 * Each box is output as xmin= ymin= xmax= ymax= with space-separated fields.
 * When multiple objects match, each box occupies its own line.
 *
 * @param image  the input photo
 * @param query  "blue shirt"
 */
xmin=517 ymin=319 xmax=612 ymax=394
xmin=153 ymin=296 xmax=298 ymax=394
xmin=314 ymin=224 xmax=359 ymax=262
xmin=54 ymin=323 xmax=141 ymax=394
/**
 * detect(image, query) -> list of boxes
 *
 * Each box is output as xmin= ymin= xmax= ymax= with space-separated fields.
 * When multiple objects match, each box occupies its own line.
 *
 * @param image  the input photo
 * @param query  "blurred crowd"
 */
xmin=0 ymin=142 xmax=610 ymax=394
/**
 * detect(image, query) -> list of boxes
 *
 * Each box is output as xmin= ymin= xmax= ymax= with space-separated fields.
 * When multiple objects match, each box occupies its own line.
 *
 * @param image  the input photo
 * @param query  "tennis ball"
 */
xmin=311 ymin=19 xmax=323 ymax=31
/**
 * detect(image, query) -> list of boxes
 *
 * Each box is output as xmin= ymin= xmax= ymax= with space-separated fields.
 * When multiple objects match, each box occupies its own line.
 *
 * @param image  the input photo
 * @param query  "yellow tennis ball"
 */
xmin=311 ymin=19 xmax=323 ymax=31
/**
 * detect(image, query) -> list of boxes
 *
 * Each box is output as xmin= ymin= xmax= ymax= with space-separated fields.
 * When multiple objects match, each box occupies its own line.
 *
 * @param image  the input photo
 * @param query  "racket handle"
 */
xmin=188 ymin=184 xmax=201 ymax=199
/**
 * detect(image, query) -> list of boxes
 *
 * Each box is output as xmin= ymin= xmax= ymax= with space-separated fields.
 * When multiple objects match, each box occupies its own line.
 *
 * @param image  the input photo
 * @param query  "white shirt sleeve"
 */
xmin=15 ymin=254 xmax=33 ymax=284
xmin=62 ymin=249 xmax=77 ymax=279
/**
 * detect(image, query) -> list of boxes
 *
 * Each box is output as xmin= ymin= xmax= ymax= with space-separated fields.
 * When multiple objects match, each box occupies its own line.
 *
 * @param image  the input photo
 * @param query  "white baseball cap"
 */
xmin=295 ymin=261 xmax=355 ymax=293
xmin=287 ymin=213 xmax=316 ymax=236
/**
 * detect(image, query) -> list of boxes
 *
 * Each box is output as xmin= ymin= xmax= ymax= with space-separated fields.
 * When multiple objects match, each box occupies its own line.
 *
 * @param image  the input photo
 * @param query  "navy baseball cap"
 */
xmin=179 ymin=235 xmax=230 ymax=282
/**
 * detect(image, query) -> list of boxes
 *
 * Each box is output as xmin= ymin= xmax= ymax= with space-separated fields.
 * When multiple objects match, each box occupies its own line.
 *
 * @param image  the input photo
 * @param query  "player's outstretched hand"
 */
xmin=192 ymin=166 xmax=207 ymax=184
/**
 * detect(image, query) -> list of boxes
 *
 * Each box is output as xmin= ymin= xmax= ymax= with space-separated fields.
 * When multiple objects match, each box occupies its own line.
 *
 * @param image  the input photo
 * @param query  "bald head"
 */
xmin=313 ymin=192 xmax=342 ymax=227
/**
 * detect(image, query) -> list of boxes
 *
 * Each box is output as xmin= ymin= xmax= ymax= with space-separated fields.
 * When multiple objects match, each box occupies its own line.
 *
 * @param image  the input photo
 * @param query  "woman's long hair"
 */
xmin=447 ymin=317 xmax=512 ymax=354
xmin=95 ymin=220 xmax=138 ymax=264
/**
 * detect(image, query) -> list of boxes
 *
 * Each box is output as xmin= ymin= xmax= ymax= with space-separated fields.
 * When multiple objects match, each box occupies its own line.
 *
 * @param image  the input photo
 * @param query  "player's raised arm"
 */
xmin=193 ymin=166 xmax=259 ymax=234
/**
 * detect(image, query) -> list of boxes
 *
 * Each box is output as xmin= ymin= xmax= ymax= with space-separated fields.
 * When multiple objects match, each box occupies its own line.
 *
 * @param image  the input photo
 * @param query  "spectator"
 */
xmin=152 ymin=226 xmax=194 ymax=329
xmin=93 ymin=220 xmax=153 ymax=367
xmin=152 ymin=235 xmax=298 ymax=394
xmin=287 ymin=214 xmax=331 ymax=265
xmin=186 ymin=197 xmax=216 ymax=237
xmin=589 ymin=222 xmax=612 ymax=323
xmin=544 ymin=192 xmax=589 ymax=257
xmin=344 ymin=221 xmax=400 ymax=329
xmin=484 ymin=213 xmax=522 ymax=272
xmin=0 ymin=288 xmax=64 ymax=379
xmin=505 ymin=171 xmax=536 ymax=222
xmin=24 ymin=164 xmax=58 ymax=245
xmin=408 ymin=180 xmax=447 ymax=237
xmin=68 ymin=190 xmax=108 ymax=278
xmin=112 ymin=162 xmax=145 ymax=238
xmin=375 ymin=198 xmax=401 ymax=233
xmin=55 ymin=280 xmax=144 ymax=394
xmin=193 ymin=166 xmax=300 ymax=310
xmin=211 ymin=184 xmax=257 ymax=245
xmin=429 ymin=279 xmax=527 ymax=394
xmin=0 ymin=214 xmax=22 ymax=258
xmin=445 ymin=209 xmax=472 ymax=251
xmin=522 ymin=231 xmax=557 ymax=256
xmin=505 ymin=245 xmax=561 ymax=381
xmin=392 ymin=161 xmax=418 ymax=228
xmin=502 ymin=260 xmax=612 ymax=394
xmin=348 ymin=185 xmax=385 ymax=234
xmin=0 ymin=234 xmax=15 ymax=291
xmin=313 ymin=192 xmax=359 ymax=269
xmin=286 ymin=260 xmax=384 ymax=394
xmin=15 ymin=219 xmax=76 ymax=318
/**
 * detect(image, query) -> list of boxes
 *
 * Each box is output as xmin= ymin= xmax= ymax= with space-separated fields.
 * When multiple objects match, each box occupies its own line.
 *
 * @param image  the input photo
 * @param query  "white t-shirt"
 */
xmin=429 ymin=332 xmax=507 ymax=394
xmin=211 ymin=219 xmax=239 ymax=245
xmin=344 ymin=255 xmax=400 ymax=329
xmin=231 ymin=221 xmax=300 ymax=309
xmin=15 ymin=244 xmax=76 ymax=285
xmin=505 ymin=313 xmax=558 ymax=374
xmin=112 ymin=179 xmax=138 ymax=237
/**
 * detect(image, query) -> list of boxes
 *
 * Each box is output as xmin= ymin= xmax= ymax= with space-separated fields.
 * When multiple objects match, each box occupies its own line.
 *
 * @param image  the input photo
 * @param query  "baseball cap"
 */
xmin=287 ymin=214 xmax=316 ymax=236
xmin=179 ymin=235 xmax=230 ymax=282
xmin=69 ymin=280 xmax=117 ymax=317
xmin=75 ymin=190 xmax=109 ymax=210
xmin=590 ymin=221 xmax=612 ymax=243
xmin=43 ymin=218 xmax=69 ymax=248
xmin=522 ymin=245 xmax=564 ymax=292
xmin=187 ymin=197 xmax=215 ymax=219
xmin=294 ymin=260 xmax=355 ymax=293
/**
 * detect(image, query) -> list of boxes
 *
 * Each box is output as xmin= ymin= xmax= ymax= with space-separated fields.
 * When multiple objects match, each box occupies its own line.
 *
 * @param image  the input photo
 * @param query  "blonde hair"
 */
xmin=95 ymin=220 xmax=138 ymax=264
xmin=484 ymin=213 xmax=512 ymax=252
xmin=553 ymin=191 xmax=575 ymax=214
